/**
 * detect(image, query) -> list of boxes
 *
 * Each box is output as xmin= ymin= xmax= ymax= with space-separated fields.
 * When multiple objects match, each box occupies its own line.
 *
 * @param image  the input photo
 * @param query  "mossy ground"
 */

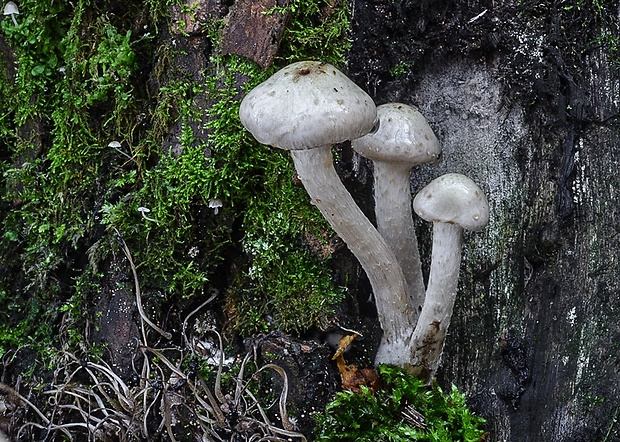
xmin=0 ymin=0 xmax=351 ymax=361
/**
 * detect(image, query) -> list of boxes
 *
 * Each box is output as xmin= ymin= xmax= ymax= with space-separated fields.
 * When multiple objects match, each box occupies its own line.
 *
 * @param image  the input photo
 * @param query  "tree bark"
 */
xmin=349 ymin=0 xmax=620 ymax=440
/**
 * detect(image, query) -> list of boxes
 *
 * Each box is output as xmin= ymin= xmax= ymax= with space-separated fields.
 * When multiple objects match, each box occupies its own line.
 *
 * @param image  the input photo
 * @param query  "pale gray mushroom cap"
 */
xmin=352 ymin=103 xmax=441 ymax=164
xmin=413 ymin=173 xmax=489 ymax=231
xmin=3 ymin=1 xmax=18 ymax=16
xmin=208 ymin=198 xmax=223 ymax=214
xmin=239 ymin=61 xmax=377 ymax=150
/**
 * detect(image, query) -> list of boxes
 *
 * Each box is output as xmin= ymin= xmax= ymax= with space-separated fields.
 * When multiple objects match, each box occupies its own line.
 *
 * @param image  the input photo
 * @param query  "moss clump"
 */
xmin=315 ymin=365 xmax=487 ymax=442
xmin=0 ymin=0 xmax=156 ymax=358
xmin=274 ymin=0 xmax=352 ymax=65
xmin=0 ymin=0 xmax=354 ymax=358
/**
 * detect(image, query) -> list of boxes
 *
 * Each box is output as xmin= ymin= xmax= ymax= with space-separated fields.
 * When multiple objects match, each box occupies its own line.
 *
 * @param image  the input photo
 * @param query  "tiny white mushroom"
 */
xmin=108 ymin=140 xmax=133 ymax=160
xmin=410 ymin=173 xmax=489 ymax=376
xmin=3 ymin=1 xmax=19 ymax=25
xmin=137 ymin=206 xmax=157 ymax=222
xmin=208 ymin=198 xmax=223 ymax=215
xmin=240 ymin=61 xmax=415 ymax=366
xmin=352 ymin=103 xmax=441 ymax=319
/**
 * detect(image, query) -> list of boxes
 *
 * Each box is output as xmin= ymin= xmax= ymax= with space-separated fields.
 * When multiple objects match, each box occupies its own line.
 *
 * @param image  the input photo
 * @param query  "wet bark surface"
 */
xmin=91 ymin=257 xmax=141 ymax=380
xmin=347 ymin=0 xmax=620 ymax=440
xmin=220 ymin=0 xmax=292 ymax=67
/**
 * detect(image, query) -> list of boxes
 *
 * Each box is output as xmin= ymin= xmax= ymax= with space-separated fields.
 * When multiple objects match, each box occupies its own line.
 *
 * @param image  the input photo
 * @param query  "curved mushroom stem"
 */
xmin=409 ymin=222 xmax=463 ymax=376
xmin=290 ymin=146 xmax=416 ymax=366
xmin=373 ymin=161 xmax=426 ymax=321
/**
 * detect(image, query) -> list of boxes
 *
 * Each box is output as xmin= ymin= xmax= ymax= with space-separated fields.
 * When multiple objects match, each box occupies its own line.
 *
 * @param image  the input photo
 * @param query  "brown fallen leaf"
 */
xmin=332 ymin=334 xmax=380 ymax=393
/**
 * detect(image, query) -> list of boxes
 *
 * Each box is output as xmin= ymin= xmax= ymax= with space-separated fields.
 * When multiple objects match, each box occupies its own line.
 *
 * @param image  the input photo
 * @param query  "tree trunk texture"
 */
xmin=1 ymin=0 xmax=619 ymax=440
xmin=347 ymin=1 xmax=620 ymax=440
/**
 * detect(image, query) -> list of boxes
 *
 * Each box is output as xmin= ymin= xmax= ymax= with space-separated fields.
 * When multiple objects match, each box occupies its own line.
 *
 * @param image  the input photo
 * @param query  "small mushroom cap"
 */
xmin=3 ymin=1 xmax=18 ymax=15
xmin=239 ymin=61 xmax=377 ymax=150
xmin=413 ymin=173 xmax=489 ymax=231
xmin=208 ymin=198 xmax=223 ymax=209
xmin=137 ymin=207 xmax=151 ymax=213
xmin=352 ymin=103 xmax=441 ymax=164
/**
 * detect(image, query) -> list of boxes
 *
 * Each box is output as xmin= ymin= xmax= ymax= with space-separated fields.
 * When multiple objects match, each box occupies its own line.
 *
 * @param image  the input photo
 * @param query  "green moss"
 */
xmin=0 ymin=0 xmax=167 ymax=358
xmin=201 ymin=53 xmax=346 ymax=333
xmin=0 ymin=289 xmax=56 ymax=363
xmin=315 ymin=365 xmax=487 ymax=442
xmin=187 ymin=0 xmax=352 ymax=333
xmin=0 ymin=0 xmax=354 ymax=354
xmin=275 ymin=0 xmax=352 ymax=65
xmin=390 ymin=61 xmax=414 ymax=78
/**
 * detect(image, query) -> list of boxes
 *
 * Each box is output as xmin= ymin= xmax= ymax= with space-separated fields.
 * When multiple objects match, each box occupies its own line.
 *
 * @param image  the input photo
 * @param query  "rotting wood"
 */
xmin=220 ymin=0 xmax=292 ymax=68
xmin=171 ymin=0 xmax=227 ymax=36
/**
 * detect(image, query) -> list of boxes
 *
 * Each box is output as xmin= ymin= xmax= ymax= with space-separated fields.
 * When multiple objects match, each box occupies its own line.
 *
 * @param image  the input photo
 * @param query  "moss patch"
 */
xmin=0 ymin=0 xmax=353 ymax=358
xmin=315 ymin=365 xmax=487 ymax=442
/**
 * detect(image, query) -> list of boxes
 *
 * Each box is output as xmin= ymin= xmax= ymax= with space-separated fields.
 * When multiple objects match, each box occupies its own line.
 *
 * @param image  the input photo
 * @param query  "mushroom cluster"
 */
xmin=352 ymin=103 xmax=442 ymax=319
xmin=239 ymin=61 xmax=489 ymax=375
xmin=240 ymin=61 xmax=415 ymax=366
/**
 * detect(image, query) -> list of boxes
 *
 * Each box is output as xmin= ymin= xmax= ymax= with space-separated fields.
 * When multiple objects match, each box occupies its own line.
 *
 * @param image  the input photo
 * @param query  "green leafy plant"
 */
xmin=315 ymin=365 xmax=486 ymax=442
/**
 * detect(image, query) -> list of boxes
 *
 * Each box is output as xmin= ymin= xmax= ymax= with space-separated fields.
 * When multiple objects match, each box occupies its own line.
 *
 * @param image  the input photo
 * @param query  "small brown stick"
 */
xmin=0 ymin=382 xmax=51 ymax=425
xmin=114 ymin=228 xmax=172 ymax=341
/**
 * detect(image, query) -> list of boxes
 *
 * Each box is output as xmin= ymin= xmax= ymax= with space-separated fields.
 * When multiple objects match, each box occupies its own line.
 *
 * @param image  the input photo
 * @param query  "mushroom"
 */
xmin=410 ymin=173 xmax=489 ymax=376
xmin=208 ymin=198 xmax=223 ymax=215
xmin=3 ymin=1 xmax=19 ymax=25
xmin=108 ymin=140 xmax=133 ymax=160
xmin=351 ymin=103 xmax=441 ymax=319
xmin=137 ymin=206 xmax=157 ymax=222
xmin=239 ymin=61 xmax=416 ymax=366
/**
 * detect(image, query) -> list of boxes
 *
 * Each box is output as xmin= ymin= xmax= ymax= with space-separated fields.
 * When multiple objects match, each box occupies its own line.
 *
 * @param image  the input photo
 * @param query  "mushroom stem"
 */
xmin=3 ymin=1 xmax=19 ymax=25
xmin=290 ymin=146 xmax=416 ymax=366
xmin=373 ymin=161 xmax=426 ymax=319
xmin=409 ymin=222 xmax=463 ymax=375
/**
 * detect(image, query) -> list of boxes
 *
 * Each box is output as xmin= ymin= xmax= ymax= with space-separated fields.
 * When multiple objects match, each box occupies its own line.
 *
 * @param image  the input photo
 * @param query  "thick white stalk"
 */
xmin=290 ymin=146 xmax=416 ymax=366
xmin=373 ymin=161 xmax=425 ymax=320
xmin=410 ymin=222 xmax=463 ymax=374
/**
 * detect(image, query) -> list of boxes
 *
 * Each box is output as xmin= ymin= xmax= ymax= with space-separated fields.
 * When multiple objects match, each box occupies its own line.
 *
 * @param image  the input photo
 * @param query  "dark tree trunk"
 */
xmin=347 ymin=0 xmax=620 ymax=440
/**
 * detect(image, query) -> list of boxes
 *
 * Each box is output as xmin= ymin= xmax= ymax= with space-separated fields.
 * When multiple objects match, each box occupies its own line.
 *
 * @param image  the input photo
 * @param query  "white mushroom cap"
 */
xmin=352 ymin=103 xmax=441 ymax=164
xmin=413 ymin=173 xmax=489 ymax=231
xmin=3 ymin=1 xmax=18 ymax=16
xmin=239 ymin=61 xmax=377 ymax=150
xmin=208 ymin=198 xmax=223 ymax=214
xmin=208 ymin=198 xmax=223 ymax=209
